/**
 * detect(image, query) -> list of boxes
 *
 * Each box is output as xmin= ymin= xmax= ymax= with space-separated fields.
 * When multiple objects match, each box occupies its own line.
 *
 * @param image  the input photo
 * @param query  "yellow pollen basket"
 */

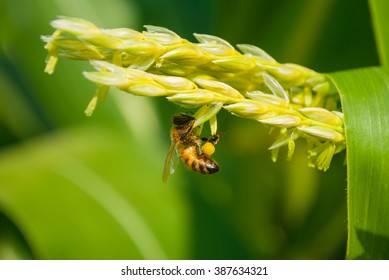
xmin=202 ymin=142 xmax=215 ymax=156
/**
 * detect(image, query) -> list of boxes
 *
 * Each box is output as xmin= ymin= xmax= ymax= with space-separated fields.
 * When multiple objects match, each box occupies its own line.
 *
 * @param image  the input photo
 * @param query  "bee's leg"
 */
xmin=207 ymin=133 xmax=221 ymax=144
xmin=201 ymin=134 xmax=219 ymax=144
xmin=195 ymin=143 xmax=203 ymax=156
xmin=179 ymin=126 xmax=194 ymax=140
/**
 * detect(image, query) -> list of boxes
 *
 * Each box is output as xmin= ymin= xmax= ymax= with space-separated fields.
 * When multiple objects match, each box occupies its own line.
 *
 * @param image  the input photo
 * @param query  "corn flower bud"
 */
xmin=167 ymin=90 xmax=216 ymax=106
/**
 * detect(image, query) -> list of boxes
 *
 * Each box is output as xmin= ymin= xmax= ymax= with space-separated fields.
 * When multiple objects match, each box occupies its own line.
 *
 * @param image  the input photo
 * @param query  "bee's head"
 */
xmin=172 ymin=114 xmax=195 ymax=127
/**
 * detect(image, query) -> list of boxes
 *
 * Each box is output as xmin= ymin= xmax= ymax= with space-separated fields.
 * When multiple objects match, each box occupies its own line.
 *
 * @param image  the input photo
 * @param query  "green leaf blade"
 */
xmin=369 ymin=0 xmax=389 ymax=66
xmin=329 ymin=67 xmax=389 ymax=259
xmin=0 ymin=125 xmax=190 ymax=259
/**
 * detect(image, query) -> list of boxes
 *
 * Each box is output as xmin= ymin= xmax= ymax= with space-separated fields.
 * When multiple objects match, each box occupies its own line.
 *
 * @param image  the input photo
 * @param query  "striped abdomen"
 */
xmin=180 ymin=145 xmax=219 ymax=174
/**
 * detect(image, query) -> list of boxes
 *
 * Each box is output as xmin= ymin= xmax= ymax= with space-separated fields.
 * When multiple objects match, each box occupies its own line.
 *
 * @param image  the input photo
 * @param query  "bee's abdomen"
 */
xmin=180 ymin=146 xmax=220 ymax=174
xmin=197 ymin=157 xmax=219 ymax=174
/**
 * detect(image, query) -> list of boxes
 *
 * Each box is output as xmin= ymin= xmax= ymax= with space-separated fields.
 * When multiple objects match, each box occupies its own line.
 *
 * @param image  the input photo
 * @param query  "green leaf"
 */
xmin=329 ymin=67 xmax=389 ymax=259
xmin=0 ymin=125 xmax=190 ymax=259
xmin=369 ymin=0 xmax=389 ymax=66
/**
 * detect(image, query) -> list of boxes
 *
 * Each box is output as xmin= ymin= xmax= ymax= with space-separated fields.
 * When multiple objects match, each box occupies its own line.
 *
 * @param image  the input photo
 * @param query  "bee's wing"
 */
xmin=162 ymin=142 xmax=180 ymax=182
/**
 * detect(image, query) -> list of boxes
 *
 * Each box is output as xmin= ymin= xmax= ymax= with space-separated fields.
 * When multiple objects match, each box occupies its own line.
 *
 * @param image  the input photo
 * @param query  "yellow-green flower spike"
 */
xmin=43 ymin=16 xmax=346 ymax=171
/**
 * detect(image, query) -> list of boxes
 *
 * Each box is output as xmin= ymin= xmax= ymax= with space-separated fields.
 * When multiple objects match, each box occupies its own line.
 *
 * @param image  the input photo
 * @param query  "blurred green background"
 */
xmin=0 ymin=0 xmax=379 ymax=259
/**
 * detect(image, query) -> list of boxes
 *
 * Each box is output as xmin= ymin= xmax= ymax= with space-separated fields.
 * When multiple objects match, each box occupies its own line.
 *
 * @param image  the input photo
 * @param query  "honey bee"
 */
xmin=162 ymin=113 xmax=220 ymax=182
